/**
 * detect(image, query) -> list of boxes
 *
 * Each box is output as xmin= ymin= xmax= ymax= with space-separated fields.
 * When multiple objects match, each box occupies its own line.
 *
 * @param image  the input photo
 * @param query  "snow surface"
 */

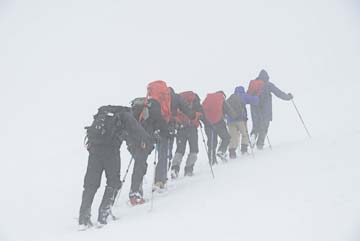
xmin=1 ymin=0 xmax=360 ymax=240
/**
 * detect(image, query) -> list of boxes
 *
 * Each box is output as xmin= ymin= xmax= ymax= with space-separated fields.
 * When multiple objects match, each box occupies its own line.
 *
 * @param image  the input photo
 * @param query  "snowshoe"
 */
xmin=216 ymin=151 xmax=228 ymax=163
xmin=152 ymin=181 xmax=167 ymax=193
xmin=78 ymin=213 xmax=93 ymax=231
xmin=129 ymin=192 xmax=146 ymax=206
xmin=95 ymin=222 xmax=106 ymax=229
xmin=109 ymin=210 xmax=118 ymax=221
xmin=97 ymin=210 xmax=110 ymax=228
xmin=77 ymin=221 xmax=93 ymax=231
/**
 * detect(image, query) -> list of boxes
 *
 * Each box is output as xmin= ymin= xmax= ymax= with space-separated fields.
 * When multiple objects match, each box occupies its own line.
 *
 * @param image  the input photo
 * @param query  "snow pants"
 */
xmin=205 ymin=120 xmax=230 ymax=163
xmin=256 ymin=121 xmax=270 ymax=148
xmin=79 ymin=145 xmax=121 ymax=222
xmin=130 ymin=148 xmax=150 ymax=195
xmin=228 ymin=121 xmax=250 ymax=149
xmin=172 ymin=126 xmax=199 ymax=168
xmin=154 ymin=135 xmax=169 ymax=183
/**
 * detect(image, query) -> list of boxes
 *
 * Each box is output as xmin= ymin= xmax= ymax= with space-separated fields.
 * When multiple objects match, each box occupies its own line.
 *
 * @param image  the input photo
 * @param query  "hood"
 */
xmin=257 ymin=69 xmax=269 ymax=82
xmin=234 ymin=86 xmax=245 ymax=95
xmin=168 ymin=86 xmax=175 ymax=95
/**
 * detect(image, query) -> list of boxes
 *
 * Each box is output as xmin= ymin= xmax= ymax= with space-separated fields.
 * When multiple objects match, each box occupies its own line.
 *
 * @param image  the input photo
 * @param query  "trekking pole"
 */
xmin=291 ymin=99 xmax=311 ymax=138
xmin=167 ymin=137 xmax=173 ymax=172
xmin=199 ymin=124 xmax=215 ymax=179
xmin=149 ymin=144 xmax=158 ymax=212
xmin=266 ymin=135 xmax=272 ymax=150
xmin=245 ymin=129 xmax=255 ymax=158
xmin=114 ymin=156 xmax=134 ymax=206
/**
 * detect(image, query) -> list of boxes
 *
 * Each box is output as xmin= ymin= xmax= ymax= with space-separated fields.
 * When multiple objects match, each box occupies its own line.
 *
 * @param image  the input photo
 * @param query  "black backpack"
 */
xmin=85 ymin=105 xmax=128 ymax=146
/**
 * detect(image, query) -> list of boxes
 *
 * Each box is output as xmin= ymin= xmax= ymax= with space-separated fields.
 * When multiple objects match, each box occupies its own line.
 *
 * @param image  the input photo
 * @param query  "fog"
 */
xmin=0 ymin=0 xmax=359 ymax=240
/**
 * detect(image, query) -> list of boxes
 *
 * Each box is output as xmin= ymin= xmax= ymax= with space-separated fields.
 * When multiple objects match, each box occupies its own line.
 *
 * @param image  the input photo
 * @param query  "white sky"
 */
xmin=0 ymin=0 xmax=359 ymax=158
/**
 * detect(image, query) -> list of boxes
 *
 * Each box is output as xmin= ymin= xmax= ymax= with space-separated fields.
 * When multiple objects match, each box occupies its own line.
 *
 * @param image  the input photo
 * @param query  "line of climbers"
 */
xmin=77 ymin=69 xmax=294 ymax=229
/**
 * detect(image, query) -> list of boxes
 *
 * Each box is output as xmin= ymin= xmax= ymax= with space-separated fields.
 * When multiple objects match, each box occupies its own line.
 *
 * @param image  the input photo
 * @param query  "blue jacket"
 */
xmin=227 ymin=86 xmax=259 ymax=123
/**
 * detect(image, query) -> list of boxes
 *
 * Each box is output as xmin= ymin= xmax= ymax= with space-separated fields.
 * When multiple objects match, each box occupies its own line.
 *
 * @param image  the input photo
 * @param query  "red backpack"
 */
xmin=175 ymin=91 xmax=200 ymax=127
xmin=202 ymin=92 xmax=224 ymax=125
xmin=247 ymin=79 xmax=265 ymax=96
xmin=144 ymin=80 xmax=172 ymax=123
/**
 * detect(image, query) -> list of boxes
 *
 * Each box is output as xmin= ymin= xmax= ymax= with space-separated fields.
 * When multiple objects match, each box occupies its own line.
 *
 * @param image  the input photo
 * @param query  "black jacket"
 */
xmin=120 ymin=111 xmax=154 ymax=154
xmin=140 ymin=99 xmax=170 ymax=138
xmin=87 ymin=106 xmax=153 ymax=152
xmin=170 ymin=92 xmax=195 ymax=121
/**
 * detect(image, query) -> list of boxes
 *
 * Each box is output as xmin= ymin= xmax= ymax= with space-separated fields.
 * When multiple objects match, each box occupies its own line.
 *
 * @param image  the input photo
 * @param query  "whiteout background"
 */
xmin=0 ymin=0 xmax=359 ymax=241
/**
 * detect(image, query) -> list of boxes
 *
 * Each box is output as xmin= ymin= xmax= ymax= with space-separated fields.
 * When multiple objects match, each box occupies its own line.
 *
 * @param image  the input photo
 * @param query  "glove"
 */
xmin=141 ymin=139 xmax=154 ymax=154
xmin=288 ymin=93 xmax=293 ymax=99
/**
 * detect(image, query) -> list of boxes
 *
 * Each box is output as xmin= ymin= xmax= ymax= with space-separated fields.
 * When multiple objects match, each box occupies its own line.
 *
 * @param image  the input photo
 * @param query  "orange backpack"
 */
xmin=247 ymin=79 xmax=265 ymax=96
xmin=144 ymin=80 xmax=172 ymax=123
xmin=175 ymin=91 xmax=200 ymax=127
xmin=202 ymin=92 xmax=224 ymax=125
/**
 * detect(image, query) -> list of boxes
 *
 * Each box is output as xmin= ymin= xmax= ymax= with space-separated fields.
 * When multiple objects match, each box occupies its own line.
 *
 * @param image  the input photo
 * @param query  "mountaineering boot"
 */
xmin=129 ymin=191 xmax=146 ymax=206
xmin=153 ymin=181 xmax=167 ymax=193
xmin=217 ymin=151 xmax=228 ymax=162
xmin=256 ymin=145 xmax=264 ymax=150
xmin=171 ymin=165 xmax=180 ymax=179
xmin=184 ymin=165 xmax=194 ymax=177
xmin=78 ymin=207 xmax=93 ymax=231
xmin=78 ymin=188 xmax=97 ymax=230
xmin=97 ymin=186 xmax=116 ymax=226
xmin=229 ymin=148 xmax=237 ymax=159
xmin=241 ymin=144 xmax=248 ymax=155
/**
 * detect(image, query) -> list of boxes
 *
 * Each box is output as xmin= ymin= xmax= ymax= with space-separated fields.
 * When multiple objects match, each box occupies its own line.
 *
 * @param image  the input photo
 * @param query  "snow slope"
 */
xmin=2 ymin=131 xmax=360 ymax=241
xmin=1 ymin=0 xmax=360 ymax=240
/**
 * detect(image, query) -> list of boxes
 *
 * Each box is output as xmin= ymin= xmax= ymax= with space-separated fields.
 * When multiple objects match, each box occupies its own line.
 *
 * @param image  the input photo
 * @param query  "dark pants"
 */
xmin=155 ymin=135 xmax=169 ymax=183
xmin=130 ymin=148 xmax=149 ymax=195
xmin=250 ymin=106 xmax=271 ymax=149
xmin=205 ymin=120 xmax=230 ymax=163
xmin=175 ymin=126 xmax=199 ymax=154
xmin=172 ymin=126 xmax=199 ymax=168
xmin=256 ymin=121 xmax=270 ymax=148
xmin=79 ymin=145 xmax=121 ymax=222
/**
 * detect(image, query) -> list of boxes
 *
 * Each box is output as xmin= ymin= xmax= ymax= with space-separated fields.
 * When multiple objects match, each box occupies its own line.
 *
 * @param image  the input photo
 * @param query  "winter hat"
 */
xmin=257 ymin=69 xmax=269 ymax=82
xmin=234 ymin=86 xmax=245 ymax=94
